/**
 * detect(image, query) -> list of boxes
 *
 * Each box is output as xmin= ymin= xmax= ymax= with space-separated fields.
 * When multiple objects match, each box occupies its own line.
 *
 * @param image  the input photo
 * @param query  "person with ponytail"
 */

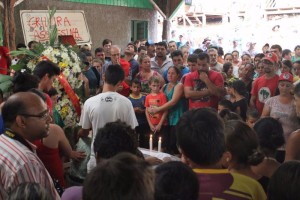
xmin=223 ymin=120 xmax=266 ymax=193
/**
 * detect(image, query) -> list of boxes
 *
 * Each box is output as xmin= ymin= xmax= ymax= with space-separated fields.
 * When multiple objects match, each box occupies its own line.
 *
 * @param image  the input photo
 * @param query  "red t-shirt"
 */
xmin=0 ymin=46 xmax=9 ymax=75
xmin=145 ymin=92 xmax=167 ymax=125
xmin=184 ymin=70 xmax=224 ymax=109
xmin=120 ymin=59 xmax=130 ymax=77
xmin=251 ymin=74 xmax=279 ymax=114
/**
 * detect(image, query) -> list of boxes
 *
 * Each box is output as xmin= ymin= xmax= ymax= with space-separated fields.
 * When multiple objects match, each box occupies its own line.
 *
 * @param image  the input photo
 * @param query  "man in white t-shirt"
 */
xmin=78 ymin=64 xmax=138 ymax=172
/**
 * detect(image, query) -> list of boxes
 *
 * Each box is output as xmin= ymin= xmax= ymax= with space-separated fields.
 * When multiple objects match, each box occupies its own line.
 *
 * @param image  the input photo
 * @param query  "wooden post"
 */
xmin=2 ymin=0 xmax=16 ymax=50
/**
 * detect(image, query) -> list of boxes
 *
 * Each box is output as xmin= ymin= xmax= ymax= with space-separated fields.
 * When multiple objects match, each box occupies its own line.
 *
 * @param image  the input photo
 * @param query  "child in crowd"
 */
xmin=218 ymin=99 xmax=233 ymax=113
xmin=281 ymin=60 xmax=293 ymax=74
xmin=246 ymin=109 xmax=260 ymax=128
xmin=145 ymin=76 xmax=168 ymax=150
xmin=230 ymin=80 xmax=248 ymax=121
xmin=128 ymin=79 xmax=149 ymax=148
xmin=293 ymin=60 xmax=300 ymax=82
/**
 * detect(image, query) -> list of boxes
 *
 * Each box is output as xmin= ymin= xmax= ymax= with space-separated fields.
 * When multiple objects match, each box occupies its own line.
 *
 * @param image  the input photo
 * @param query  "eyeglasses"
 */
xmin=19 ymin=109 xmax=50 ymax=120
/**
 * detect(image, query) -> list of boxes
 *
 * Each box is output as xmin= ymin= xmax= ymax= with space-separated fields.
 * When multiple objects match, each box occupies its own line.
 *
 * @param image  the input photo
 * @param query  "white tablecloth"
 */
xmin=138 ymin=148 xmax=180 ymax=162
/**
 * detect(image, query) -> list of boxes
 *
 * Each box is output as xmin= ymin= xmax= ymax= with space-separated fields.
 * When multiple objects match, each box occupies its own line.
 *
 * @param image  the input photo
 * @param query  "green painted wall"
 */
xmin=63 ymin=0 xmax=153 ymax=9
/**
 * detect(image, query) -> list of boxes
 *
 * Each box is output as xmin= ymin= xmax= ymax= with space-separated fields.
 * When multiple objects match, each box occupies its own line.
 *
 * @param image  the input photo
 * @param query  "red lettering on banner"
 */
xmin=26 ymin=15 xmax=83 ymax=42
xmin=56 ymin=16 xmax=62 ymax=26
xmin=63 ymin=17 xmax=71 ymax=26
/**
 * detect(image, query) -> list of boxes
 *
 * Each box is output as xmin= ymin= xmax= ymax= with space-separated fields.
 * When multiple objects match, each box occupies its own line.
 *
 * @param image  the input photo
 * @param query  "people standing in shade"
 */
xmin=148 ymin=66 xmax=186 ymax=154
xmin=94 ymin=47 xmax=106 ymax=65
xmin=239 ymin=62 xmax=254 ymax=103
xmin=135 ymin=55 xmax=164 ymax=95
xmin=267 ymin=161 xmax=300 ymax=200
xmin=168 ymin=41 xmax=177 ymax=57
xmin=223 ymin=120 xmax=267 ymax=192
xmin=252 ymin=117 xmax=285 ymax=192
xmin=124 ymin=42 xmax=139 ymax=83
xmin=181 ymin=45 xmax=190 ymax=66
xmin=163 ymin=50 xmax=189 ymax=82
xmin=32 ymin=60 xmax=61 ymax=114
xmin=223 ymin=62 xmax=237 ymax=84
xmin=155 ymin=161 xmax=199 ymax=200
xmin=232 ymin=50 xmax=241 ymax=77
xmin=282 ymin=49 xmax=292 ymax=61
xmin=253 ymin=61 xmax=265 ymax=80
xmin=78 ymin=64 xmax=138 ymax=172
xmin=102 ymin=39 xmax=112 ymax=63
xmin=176 ymin=108 xmax=266 ymax=200
xmin=150 ymin=41 xmax=173 ymax=75
xmin=184 ymin=52 xmax=224 ymax=110
xmin=145 ymin=76 xmax=168 ymax=150
xmin=0 ymin=92 xmax=60 ymax=199
xmin=208 ymin=48 xmax=223 ymax=72
xmin=229 ymin=80 xmax=248 ymax=121
xmin=292 ymin=45 xmax=300 ymax=62
xmin=250 ymin=52 xmax=279 ymax=114
xmin=137 ymin=46 xmax=147 ymax=62
xmin=261 ymin=72 xmax=300 ymax=142
xmin=246 ymin=109 xmax=260 ymax=128
xmin=101 ymin=45 xmax=131 ymax=97
xmin=128 ymin=79 xmax=149 ymax=148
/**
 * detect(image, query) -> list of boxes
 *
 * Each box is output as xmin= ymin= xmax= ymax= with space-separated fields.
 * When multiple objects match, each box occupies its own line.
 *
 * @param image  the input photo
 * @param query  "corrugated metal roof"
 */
xmin=63 ymin=0 xmax=153 ymax=9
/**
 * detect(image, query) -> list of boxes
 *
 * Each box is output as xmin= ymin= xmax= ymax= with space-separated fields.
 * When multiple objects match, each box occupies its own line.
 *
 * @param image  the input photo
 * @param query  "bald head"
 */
xmin=2 ymin=92 xmax=45 ymax=128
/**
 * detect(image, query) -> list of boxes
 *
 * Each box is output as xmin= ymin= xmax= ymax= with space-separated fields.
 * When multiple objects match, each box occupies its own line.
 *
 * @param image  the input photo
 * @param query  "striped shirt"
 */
xmin=194 ymin=168 xmax=266 ymax=200
xmin=0 ymin=135 xmax=60 ymax=200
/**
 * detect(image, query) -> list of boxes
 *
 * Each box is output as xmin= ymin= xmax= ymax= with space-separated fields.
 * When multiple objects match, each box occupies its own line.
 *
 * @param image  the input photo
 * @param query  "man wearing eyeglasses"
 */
xmin=0 ymin=92 xmax=60 ymax=199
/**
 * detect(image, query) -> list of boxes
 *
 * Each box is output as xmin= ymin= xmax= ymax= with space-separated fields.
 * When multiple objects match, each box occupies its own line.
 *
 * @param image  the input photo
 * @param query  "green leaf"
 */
xmin=48 ymin=7 xmax=58 ymax=47
xmin=10 ymin=63 xmax=26 ymax=71
xmin=10 ymin=47 xmax=40 ymax=58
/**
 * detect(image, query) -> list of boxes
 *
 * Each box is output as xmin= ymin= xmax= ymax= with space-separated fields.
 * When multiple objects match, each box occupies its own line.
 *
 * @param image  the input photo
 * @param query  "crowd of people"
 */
xmin=1 ymin=37 xmax=300 ymax=200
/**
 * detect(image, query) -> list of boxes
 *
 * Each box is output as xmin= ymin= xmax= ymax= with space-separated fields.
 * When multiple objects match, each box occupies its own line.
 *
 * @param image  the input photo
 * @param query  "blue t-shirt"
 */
xmin=128 ymin=94 xmax=147 ymax=125
xmin=0 ymin=115 xmax=4 ymax=134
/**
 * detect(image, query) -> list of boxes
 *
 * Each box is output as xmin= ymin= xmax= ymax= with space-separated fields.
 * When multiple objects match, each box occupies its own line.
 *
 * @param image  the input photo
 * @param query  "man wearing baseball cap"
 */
xmin=250 ymin=52 xmax=279 ymax=114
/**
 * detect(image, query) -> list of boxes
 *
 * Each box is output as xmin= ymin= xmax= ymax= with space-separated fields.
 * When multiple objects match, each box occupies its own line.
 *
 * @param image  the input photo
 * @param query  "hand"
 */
xmin=79 ymin=73 xmax=88 ymax=83
xmin=135 ymin=107 xmax=144 ymax=114
xmin=150 ymin=107 xmax=159 ymax=114
xmin=71 ymin=151 xmax=86 ymax=161
xmin=145 ymin=156 xmax=163 ymax=165
xmin=199 ymin=72 xmax=209 ymax=82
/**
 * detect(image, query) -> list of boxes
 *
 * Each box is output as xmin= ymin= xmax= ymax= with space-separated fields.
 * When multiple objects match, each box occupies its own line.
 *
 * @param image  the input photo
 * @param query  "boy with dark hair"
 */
xmin=83 ymin=153 xmax=154 ymax=200
xmin=218 ymin=99 xmax=233 ymax=113
xmin=78 ymin=64 xmax=138 ymax=172
xmin=282 ymin=49 xmax=292 ymax=61
xmin=33 ymin=60 xmax=61 ymax=114
xmin=176 ymin=108 xmax=266 ymax=199
xmin=128 ymin=79 xmax=149 ymax=148
xmin=246 ymin=109 xmax=260 ymax=128
xmin=102 ymin=39 xmax=112 ymax=62
xmin=155 ymin=161 xmax=199 ymax=200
